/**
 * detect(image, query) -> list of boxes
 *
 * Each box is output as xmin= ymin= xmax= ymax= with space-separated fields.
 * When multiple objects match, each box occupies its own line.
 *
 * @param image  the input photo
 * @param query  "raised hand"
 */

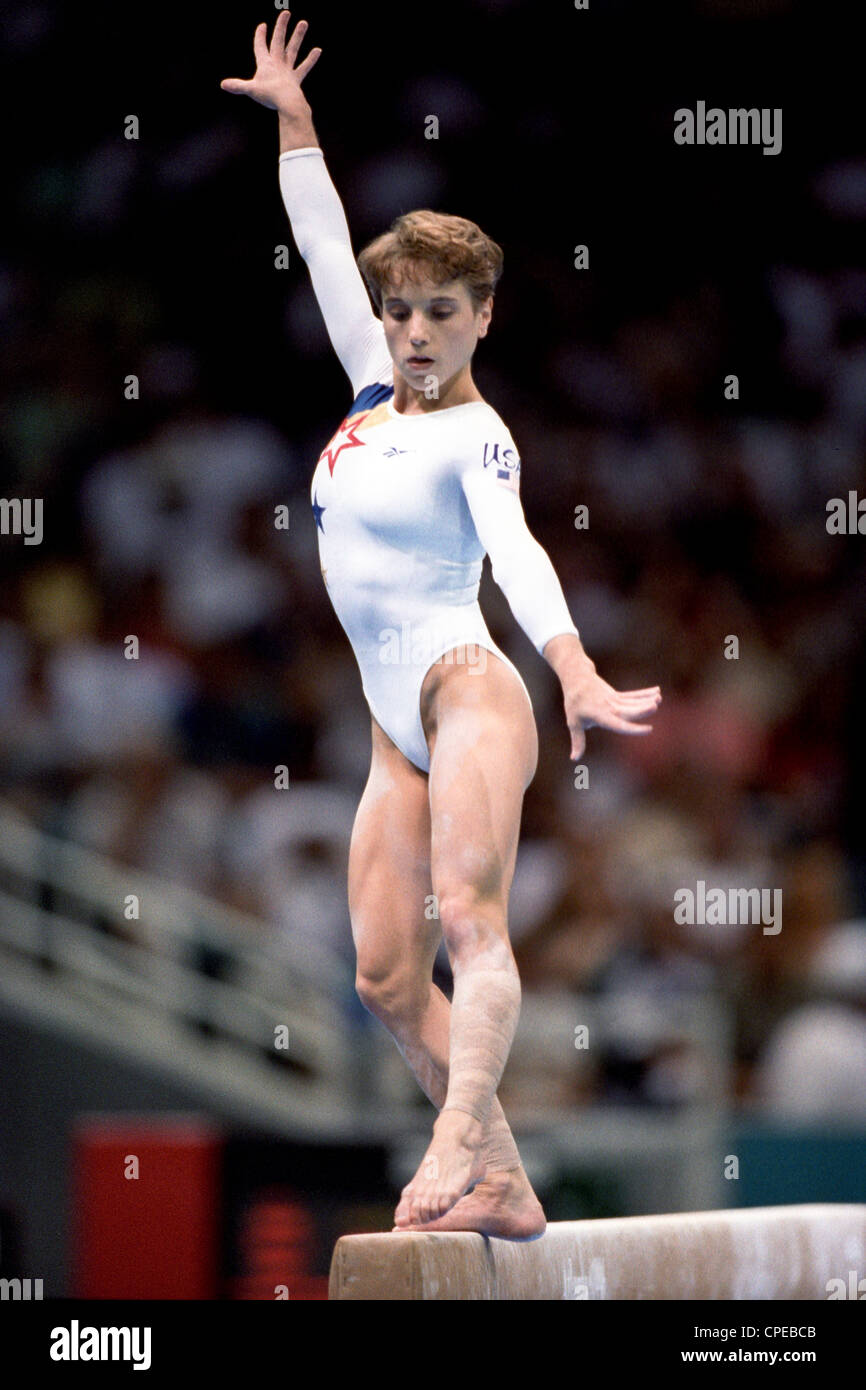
xmin=220 ymin=12 xmax=321 ymax=112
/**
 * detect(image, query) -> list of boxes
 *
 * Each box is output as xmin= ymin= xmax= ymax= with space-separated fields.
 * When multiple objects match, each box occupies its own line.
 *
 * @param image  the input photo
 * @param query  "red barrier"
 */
xmin=72 ymin=1114 xmax=222 ymax=1299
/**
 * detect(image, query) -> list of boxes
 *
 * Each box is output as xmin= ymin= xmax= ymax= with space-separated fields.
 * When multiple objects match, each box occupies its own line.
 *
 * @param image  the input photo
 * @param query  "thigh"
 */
xmin=348 ymin=714 xmax=439 ymax=984
xmin=423 ymin=648 xmax=538 ymax=920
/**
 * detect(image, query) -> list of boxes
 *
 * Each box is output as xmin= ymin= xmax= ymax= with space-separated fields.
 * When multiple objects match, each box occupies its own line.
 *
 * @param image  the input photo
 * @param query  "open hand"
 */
xmin=220 ymin=12 xmax=321 ymax=112
xmin=564 ymin=670 xmax=661 ymax=760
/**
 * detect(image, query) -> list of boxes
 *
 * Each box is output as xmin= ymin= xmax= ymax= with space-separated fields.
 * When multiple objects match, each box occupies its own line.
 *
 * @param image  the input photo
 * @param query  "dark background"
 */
xmin=1 ymin=0 xmax=865 ymax=1296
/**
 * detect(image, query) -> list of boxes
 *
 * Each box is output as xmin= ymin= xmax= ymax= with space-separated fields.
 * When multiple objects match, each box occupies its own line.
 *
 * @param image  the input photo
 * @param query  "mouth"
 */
xmin=406 ymin=356 xmax=434 ymax=369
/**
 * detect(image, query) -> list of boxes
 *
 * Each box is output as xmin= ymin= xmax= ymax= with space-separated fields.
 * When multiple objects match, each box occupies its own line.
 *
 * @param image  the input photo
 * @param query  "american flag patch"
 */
xmin=483 ymin=441 xmax=521 ymax=492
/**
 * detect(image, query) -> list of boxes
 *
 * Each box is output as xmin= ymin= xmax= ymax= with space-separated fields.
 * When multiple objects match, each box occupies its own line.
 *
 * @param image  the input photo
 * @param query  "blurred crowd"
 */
xmin=2 ymin=0 xmax=865 ymax=1125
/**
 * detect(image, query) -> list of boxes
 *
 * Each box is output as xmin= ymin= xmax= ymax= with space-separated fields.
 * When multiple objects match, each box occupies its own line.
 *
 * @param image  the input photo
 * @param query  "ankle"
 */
xmin=482 ymin=1162 xmax=524 ymax=1182
xmin=436 ymin=1106 xmax=485 ymax=1140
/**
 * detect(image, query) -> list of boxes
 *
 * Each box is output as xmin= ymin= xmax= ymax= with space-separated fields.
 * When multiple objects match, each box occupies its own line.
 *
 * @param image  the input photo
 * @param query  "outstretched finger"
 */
xmin=253 ymin=21 xmax=269 ymax=66
xmin=286 ymin=16 xmax=310 ymax=62
xmin=605 ymin=716 xmax=654 ymax=735
xmin=613 ymin=697 xmax=661 ymax=718
xmin=269 ymin=10 xmax=291 ymax=55
xmin=220 ymin=77 xmax=252 ymax=94
xmin=295 ymin=45 xmax=322 ymax=80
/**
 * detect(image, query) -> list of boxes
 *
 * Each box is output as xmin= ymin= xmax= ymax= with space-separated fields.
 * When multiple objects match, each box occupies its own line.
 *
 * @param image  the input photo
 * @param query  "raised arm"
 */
xmin=460 ymin=435 xmax=661 ymax=759
xmin=221 ymin=13 xmax=390 ymax=397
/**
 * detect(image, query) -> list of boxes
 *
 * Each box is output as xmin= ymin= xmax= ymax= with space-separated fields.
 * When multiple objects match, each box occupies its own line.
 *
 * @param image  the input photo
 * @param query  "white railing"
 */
xmin=0 ymin=799 xmax=400 ymax=1129
xmin=0 ymin=798 xmax=734 ymax=1180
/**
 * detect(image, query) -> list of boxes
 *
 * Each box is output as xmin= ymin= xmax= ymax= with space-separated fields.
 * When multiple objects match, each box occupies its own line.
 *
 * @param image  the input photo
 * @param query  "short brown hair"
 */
xmin=357 ymin=209 xmax=503 ymax=314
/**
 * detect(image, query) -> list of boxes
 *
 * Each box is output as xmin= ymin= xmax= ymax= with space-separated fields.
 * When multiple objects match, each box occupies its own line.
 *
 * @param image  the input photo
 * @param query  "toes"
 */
xmin=395 ymin=1155 xmax=478 ymax=1230
xmin=409 ymin=1193 xmax=426 ymax=1225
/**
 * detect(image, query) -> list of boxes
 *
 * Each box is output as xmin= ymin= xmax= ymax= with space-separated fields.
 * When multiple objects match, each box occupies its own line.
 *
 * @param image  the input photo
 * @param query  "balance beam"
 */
xmin=329 ymin=1203 xmax=866 ymax=1300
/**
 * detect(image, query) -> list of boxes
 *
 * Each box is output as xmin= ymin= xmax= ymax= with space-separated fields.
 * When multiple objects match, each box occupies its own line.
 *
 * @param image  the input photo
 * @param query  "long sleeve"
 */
xmin=459 ymin=426 xmax=579 ymax=656
xmin=278 ymin=147 xmax=392 ymax=398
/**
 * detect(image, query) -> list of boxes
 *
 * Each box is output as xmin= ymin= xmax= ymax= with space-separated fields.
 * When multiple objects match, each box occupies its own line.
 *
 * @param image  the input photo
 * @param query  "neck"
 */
xmin=391 ymin=364 xmax=483 ymax=415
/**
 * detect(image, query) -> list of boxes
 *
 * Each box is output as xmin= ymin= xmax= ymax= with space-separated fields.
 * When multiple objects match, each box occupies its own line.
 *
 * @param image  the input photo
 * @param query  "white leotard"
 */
xmin=278 ymin=147 xmax=579 ymax=771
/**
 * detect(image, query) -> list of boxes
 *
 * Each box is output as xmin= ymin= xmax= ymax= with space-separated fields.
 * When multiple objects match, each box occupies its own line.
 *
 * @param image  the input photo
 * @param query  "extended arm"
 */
xmin=461 ymin=455 xmax=661 ymax=759
xmin=221 ymin=14 xmax=390 ymax=397
xmin=461 ymin=466 xmax=580 ymax=658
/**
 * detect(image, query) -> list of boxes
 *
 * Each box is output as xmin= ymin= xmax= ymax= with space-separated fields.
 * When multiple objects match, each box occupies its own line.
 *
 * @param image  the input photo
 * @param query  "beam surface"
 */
xmin=329 ymin=1203 xmax=866 ymax=1300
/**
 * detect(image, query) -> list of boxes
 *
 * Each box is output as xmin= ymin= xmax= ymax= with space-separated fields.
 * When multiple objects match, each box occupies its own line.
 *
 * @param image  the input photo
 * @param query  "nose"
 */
xmin=409 ymin=316 xmax=428 ymax=345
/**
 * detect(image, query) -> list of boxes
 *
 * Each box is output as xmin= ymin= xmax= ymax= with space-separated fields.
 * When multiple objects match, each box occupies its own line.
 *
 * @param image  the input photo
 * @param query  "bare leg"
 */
xmin=390 ymin=980 xmax=545 ymax=1238
xmin=351 ymin=712 xmax=544 ymax=1237
xmin=390 ymin=980 xmax=522 ymax=1170
xmin=392 ymin=647 xmax=543 ymax=1231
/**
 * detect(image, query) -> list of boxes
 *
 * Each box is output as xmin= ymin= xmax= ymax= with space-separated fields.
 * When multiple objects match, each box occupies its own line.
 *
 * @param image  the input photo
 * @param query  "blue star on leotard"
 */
xmin=312 ymin=490 xmax=326 ymax=533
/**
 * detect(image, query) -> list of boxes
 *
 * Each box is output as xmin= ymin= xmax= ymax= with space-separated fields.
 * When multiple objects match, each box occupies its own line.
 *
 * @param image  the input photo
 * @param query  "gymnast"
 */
xmin=221 ymin=12 xmax=661 ymax=1238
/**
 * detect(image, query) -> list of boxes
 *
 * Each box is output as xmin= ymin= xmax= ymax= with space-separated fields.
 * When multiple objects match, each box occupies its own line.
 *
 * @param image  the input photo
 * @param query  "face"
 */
xmin=381 ymin=269 xmax=492 ymax=392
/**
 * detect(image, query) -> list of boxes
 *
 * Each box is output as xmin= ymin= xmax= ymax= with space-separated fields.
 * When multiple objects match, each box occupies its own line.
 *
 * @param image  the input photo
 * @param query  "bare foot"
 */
xmin=392 ymin=1165 xmax=546 ymax=1240
xmin=394 ymin=1109 xmax=486 ymax=1228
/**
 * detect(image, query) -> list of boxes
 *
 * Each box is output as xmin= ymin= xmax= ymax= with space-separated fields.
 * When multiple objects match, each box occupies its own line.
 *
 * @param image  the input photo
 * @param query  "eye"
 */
xmin=386 ymin=307 xmax=454 ymax=321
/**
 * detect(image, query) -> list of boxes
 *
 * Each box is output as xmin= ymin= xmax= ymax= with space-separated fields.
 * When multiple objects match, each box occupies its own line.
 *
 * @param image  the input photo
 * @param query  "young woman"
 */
xmin=221 ymin=13 xmax=661 ymax=1238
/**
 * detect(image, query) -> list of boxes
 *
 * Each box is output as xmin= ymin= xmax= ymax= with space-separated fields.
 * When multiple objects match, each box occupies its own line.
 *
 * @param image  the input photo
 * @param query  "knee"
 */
xmin=355 ymin=966 xmax=428 ymax=1030
xmin=436 ymin=885 xmax=508 ymax=965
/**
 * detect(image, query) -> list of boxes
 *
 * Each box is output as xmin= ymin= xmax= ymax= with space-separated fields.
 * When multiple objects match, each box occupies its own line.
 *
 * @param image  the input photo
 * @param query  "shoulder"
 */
xmin=348 ymin=379 xmax=394 ymax=414
xmin=461 ymin=400 xmax=519 ymax=446
xmin=457 ymin=404 xmax=522 ymax=494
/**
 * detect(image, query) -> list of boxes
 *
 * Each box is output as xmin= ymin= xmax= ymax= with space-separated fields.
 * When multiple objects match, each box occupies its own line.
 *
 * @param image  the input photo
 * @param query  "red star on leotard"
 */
xmin=319 ymin=410 xmax=371 ymax=476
